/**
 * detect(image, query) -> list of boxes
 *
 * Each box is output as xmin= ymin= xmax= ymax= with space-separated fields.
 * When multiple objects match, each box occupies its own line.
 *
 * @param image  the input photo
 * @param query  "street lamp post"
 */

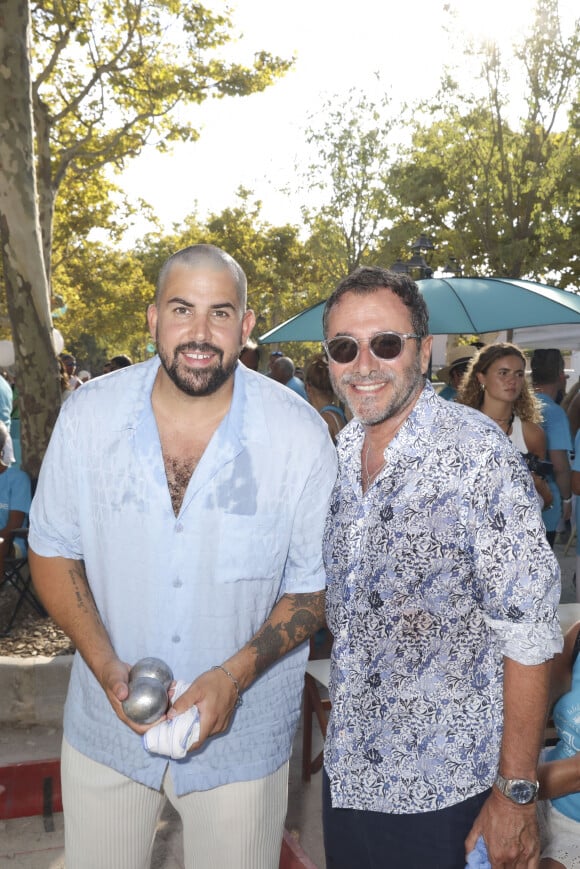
xmin=389 ymin=235 xmax=461 ymax=279
xmin=390 ymin=258 xmax=411 ymax=275
xmin=389 ymin=235 xmax=434 ymax=279
xmin=441 ymin=257 xmax=461 ymax=278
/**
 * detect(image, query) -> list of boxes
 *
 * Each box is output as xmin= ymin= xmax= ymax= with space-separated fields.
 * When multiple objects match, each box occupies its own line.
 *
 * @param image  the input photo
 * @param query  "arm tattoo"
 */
xmin=68 ymin=562 xmax=103 ymax=626
xmin=250 ymin=592 xmax=325 ymax=676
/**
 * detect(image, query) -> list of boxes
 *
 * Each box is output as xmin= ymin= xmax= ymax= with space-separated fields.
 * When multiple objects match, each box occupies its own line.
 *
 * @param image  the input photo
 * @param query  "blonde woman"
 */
xmin=456 ymin=343 xmax=552 ymax=509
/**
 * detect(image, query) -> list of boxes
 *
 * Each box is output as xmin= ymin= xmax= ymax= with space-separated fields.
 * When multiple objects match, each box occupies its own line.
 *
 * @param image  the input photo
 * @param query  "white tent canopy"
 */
xmin=433 ymin=326 xmax=580 ymax=382
xmin=497 ymin=325 xmax=580 ymax=351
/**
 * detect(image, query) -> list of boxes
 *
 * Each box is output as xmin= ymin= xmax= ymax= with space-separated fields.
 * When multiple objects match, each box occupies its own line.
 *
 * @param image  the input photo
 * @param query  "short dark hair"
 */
xmin=272 ymin=356 xmax=294 ymax=380
xmin=531 ymin=348 xmax=564 ymax=385
xmin=323 ymin=267 xmax=430 ymax=338
xmin=239 ymin=341 xmax=261 ymax=369
xmin=242 ymin=338 xmax=260 ymax=355
xmin=109 ymin=354 xmax=132 ymax=370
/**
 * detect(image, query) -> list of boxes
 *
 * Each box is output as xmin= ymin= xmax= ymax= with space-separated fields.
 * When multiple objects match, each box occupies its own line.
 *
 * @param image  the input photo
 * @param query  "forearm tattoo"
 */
xmin=68 ymin=562 xmax=103 ymax=625
xmin=250 ymin=592 xmax=325 ymax=676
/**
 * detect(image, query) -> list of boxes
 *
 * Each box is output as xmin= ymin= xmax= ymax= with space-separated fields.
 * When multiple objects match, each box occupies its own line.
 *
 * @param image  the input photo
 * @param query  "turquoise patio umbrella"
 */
xmin=258 ymin=277 xmax=580 ymax=343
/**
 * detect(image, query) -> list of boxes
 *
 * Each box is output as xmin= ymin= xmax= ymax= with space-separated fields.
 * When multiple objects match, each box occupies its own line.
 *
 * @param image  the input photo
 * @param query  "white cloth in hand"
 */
xmin=143 ymin=679 xmax=200 ymax=759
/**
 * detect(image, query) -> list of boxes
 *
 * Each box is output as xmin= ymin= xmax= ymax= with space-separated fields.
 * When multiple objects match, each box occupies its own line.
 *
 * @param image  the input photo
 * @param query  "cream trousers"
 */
xmin=61 ymin=738 xmax=288 ymax=869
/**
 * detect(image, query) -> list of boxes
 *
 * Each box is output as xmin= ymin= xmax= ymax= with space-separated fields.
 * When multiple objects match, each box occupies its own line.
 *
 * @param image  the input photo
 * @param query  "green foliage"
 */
xmin=31 ymin=0 xmax=292 ymax=159
xmin=29 ymin=0 xmax=295 ymax=361
xmin=385 ymin=0 xmax=580 ymax=283
xmin=29 ymin=0 xmax=293 ymax=274
xmin=51 ymin=167 xmax=141 ymax=271
xmin=52 ymin=241 xmax=153 ymax=373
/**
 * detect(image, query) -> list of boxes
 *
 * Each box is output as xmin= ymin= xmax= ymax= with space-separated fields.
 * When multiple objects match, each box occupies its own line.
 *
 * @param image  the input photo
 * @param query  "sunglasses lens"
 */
xmin=327 ymin=337 xmax=358 ymax=364
xmin=370 ymin=333 xmax=404 ymax=360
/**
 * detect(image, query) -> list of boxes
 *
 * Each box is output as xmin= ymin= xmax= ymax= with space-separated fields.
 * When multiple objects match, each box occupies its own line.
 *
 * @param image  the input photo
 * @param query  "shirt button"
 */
xmin=172 ymin=635 xmax=181 ymax=644
xmin=173 ymin=578 xmax=182 ymax=588
xmin=175 ymin=523 xmax=183 ymax=533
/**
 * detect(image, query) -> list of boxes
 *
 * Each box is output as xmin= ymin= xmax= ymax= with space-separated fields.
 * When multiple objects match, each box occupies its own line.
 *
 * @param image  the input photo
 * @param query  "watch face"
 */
xmin=509 ymin=781 xmax=536 ymax=804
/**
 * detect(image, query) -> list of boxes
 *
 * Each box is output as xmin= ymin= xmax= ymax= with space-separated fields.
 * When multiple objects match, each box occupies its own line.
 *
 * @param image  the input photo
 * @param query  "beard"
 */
xmin=331 ymin=353 xmax=425 ymax=426
xmin=157 ymin=338 xmax=239 ymax=397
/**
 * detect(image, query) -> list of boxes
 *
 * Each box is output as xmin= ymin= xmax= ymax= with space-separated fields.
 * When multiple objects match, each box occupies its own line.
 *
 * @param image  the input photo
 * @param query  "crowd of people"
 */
xmin=1 ymin=350 xmax=134 ymax=616
xmin=2 ymin=247 xmax=577 ymax=868
xmin=58 ymin=351 xmax=134 ymax=399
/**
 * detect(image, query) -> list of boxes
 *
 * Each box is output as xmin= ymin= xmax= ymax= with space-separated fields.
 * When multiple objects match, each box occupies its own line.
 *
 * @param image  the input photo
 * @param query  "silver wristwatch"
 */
xmin=494 ymin=773 xmax=539 ymax=805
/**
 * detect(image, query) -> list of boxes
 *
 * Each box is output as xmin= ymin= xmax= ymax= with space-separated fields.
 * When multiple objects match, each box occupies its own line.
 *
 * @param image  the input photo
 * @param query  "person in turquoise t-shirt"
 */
xmin=0 ymin=421 xmax=31 ymax=577
xmin=532 ymin=349 xmax=573 ymax=546
xmin=571 ymin=429 xmax=580 ymax=605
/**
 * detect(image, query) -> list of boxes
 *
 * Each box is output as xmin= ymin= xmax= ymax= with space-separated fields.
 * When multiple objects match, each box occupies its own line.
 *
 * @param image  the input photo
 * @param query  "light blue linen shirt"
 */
xmin=29 ymin=358 xmax=337 ymax=794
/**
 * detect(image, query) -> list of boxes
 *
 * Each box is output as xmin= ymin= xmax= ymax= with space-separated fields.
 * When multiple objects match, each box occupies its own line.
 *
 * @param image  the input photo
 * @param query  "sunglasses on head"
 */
xmin=323 ymin=331 xmax=422 ymax=365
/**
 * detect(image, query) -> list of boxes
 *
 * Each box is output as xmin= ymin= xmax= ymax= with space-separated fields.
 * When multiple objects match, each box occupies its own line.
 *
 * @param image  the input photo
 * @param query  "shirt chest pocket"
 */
xmin=213 ymin=513 xmax=283 ymax=583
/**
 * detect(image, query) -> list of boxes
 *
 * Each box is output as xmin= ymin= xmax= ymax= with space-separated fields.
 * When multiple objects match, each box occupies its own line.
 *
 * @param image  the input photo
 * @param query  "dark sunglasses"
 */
xmin=323 ymin=331 xmax=422 ymax=364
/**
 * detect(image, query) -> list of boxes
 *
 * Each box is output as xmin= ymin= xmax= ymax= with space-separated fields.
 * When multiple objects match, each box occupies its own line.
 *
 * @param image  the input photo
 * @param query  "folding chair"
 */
xmin=0 ymin=529 xmax=46 ymax=636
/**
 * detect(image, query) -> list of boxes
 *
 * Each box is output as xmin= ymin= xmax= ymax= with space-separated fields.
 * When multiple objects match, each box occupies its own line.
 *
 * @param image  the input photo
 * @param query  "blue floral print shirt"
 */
xmin=323 ymin=382 xmax=562 ymax=814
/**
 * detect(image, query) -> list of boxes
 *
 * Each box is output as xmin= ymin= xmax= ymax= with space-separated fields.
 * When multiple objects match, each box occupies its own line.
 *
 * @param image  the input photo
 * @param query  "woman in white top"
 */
xmin=456 ymin=342 xmax=552 ymax=509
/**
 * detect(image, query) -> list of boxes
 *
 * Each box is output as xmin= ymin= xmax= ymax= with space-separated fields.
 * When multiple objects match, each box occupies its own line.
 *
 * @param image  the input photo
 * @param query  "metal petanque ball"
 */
xmin=122 ymin=676 xmax=169 ymax=725
xmin=129 ymin=657 xmax=173 ymax=691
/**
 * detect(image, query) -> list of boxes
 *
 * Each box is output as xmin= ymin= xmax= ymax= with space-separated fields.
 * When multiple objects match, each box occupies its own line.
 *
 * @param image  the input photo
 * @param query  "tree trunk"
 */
xmin=33 ymin=94 xmax=55 ymax=283
xmin=0 ymin=0 xmax=62 ymax=480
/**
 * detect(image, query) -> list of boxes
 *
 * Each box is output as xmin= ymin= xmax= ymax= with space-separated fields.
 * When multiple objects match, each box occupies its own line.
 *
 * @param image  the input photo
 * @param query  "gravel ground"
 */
xmin=0 ymin=577 xmax=74 ymax=658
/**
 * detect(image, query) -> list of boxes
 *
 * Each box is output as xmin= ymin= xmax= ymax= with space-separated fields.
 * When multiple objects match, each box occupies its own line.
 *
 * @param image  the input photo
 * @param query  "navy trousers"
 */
xmin=323 ymin=769 xmax=491 ymax=869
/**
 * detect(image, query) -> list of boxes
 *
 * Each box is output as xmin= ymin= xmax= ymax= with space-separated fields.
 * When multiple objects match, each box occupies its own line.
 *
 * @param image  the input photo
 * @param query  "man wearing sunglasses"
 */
xmin=321 ymin=266 xmax=562 ymax=868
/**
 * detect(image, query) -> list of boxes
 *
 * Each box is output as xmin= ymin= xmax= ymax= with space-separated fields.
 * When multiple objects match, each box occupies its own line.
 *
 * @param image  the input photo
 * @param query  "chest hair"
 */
xmin=152 ymin=374 xmax=228 ymax=516
xmin=162 ymin=450 xmax=201 ymax=516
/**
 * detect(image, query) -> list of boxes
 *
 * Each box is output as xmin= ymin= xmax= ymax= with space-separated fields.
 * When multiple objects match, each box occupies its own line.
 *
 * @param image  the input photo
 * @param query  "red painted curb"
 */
xmin=280 ymin=830 xmax=320 ymax=869
xmin=0 ymin=759 xmax=319 ymax=868
xmin=0 ymin=758 xmax=62 ymax=820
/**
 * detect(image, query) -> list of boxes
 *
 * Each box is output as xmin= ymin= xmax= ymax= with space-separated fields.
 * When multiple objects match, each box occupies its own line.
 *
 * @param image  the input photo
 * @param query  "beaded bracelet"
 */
xmin=211 ymin=664 xmax=243 ymax=708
